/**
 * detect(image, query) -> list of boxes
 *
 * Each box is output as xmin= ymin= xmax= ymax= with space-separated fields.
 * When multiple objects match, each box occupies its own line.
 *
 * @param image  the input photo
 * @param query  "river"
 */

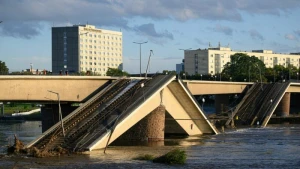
xmin=1 ymin=121 xmax=300 ymax=168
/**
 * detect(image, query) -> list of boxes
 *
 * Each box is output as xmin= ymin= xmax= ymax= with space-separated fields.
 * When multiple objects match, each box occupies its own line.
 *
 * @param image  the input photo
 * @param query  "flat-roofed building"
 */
xmin=184 ymin=46 xmax=300 ymax=75
xmin=52 ymin=24 xmax=123 ymax=75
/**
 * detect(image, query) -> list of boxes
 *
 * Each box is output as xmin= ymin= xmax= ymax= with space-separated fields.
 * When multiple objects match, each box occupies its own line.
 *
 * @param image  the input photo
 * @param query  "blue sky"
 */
xmin=0 ymin=0 xmax=300 ymax=73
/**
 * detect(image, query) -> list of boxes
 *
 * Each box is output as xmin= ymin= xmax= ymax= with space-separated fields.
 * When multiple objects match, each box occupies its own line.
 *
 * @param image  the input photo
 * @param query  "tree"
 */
xmin=0 ymin=61 xmax=9 ymax=75
xmin=222 ymin=53 xmax=267 ymax=82
xmin=106 ymin=68 xmax=129 ymax=76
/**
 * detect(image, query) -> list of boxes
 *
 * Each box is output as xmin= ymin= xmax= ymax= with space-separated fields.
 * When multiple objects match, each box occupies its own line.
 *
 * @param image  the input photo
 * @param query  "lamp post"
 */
xmin=202 ymin=98 xmax=205 ymax=109
xmin=133 ymin=41 xmax=148 ymax=77
xmin=297 ymin=72 xmax=299 ymax=82
xmin=145 ymin=50 xmax=153 ymax=78
xmin=183 ymin=73 xmax=186 ymax=80
xmin=200 ymin=74 xmax=202 ymax=80
xmin=256 ymin=64 xmax=263 ymax=90
xmin=248 ymin=65 xmax=251 ymax=82
xmin=48 ymin=90 xmax=65 ymax=137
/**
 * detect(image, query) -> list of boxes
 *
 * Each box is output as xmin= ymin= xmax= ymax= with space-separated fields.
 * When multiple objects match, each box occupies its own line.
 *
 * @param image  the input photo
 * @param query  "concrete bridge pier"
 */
xmin=116 ymin=105 xmax=166 ymax=143
xmin=275 ymin=92 xmax=290 ymax=117
xmin=41 ymin=104 xmax=78 ymax=132
xmin=214 ymin=94 xmax=229 ymax=114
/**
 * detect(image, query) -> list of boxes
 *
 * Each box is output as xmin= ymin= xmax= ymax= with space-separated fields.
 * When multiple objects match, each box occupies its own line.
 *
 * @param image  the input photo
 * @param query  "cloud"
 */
xmin=249 ymin=29 xmax=264 ymax=41
xmin=285 ymin=34 xmax=298 ymax=40
xmin=295 ymin=29 xmax=300 ymax=37
xmin=1 ymin=0 xmax=300 ymax=38
xmin=134 ymin=23 xmax=173 ymax=40
xmin=194 ymin=38 xmax=207 ymax=45
xmin=0 ymin=22 xmax=43 ymax=39
xmin=270 ymin=41 xmax=300 ymax=53
xmin=212 ymin=24 xmax=233 ymax=36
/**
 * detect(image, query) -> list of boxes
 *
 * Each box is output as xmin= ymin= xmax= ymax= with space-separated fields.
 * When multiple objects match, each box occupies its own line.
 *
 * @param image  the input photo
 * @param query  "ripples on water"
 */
xmin=1 ymin=122 xmax=300 ymax=168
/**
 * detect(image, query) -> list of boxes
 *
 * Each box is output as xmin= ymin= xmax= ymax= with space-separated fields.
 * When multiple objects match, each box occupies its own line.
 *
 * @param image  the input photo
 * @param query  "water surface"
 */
xmin=1 ymin=122 xmax=300 ymax=168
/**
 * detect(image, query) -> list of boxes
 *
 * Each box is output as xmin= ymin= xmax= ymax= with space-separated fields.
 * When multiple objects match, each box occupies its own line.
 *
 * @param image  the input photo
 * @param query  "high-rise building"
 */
xmin=184 ymin=46 xmax=300 ymax=75
xmin=52 ymin=24 xmax=123 ymax=75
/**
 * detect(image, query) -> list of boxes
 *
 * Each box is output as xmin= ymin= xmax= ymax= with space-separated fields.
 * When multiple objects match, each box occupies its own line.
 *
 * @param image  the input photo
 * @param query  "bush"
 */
xmin=153 ymin=149 xmax=186 ymax=165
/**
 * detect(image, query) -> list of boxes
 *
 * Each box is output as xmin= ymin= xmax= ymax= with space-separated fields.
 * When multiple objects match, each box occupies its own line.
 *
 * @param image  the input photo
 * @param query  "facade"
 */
xmin=184 ymin=47 xmax=300 ymax=75
xmin=52 ymin=24 xmax=123 ymax=75
xmin=176 ymin=59 xmax=184 ymax=74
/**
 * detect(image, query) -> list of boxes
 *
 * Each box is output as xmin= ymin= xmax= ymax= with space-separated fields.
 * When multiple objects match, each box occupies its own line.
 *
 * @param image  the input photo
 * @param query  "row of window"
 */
xmin=80 ymin=67 xmax=106 ymax=72
xmin=79 ymin=50 xmax=122 ymax=57
xmin=79 ymin=44 xmax=122 ymax=51
xmin=80 ymin=39 xmax=122 ymax=45
xmin=80 ymin=56 xmax=122 ymax=61
xmin=80 ymin=62 xmax=119 ymax=67
xmin=80 ymin=33 xmax=122 ymax=41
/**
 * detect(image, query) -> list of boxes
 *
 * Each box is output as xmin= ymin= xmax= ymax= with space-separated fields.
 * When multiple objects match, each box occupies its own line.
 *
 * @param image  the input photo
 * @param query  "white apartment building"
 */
xmin=52 ymin=24 xmax=122 ymax=75
xmin=184 ymin=46 xmax=300 ymax=75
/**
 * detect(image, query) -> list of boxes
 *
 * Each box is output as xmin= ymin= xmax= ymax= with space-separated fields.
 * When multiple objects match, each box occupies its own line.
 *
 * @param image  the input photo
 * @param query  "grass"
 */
xmin=153 ymin=149 xmax=187 ymax=165
xmin=134 ymin=149 xmax=187 ymax=165
xmin=2 ymin=103 xmax=40 ymax=115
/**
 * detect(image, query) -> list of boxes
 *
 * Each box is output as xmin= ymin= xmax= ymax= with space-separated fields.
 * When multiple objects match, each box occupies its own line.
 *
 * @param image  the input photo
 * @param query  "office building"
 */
xmin=52 ymin=24 xmax=123 ymax=75
xmin=176 ymin=59 xmax=184 ymax=74
xmin=184 ymin=46 xmax=300 ymax=75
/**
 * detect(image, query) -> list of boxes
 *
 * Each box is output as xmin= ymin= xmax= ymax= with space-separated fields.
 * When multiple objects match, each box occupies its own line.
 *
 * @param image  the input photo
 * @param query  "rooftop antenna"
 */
xmin=209 ymin=42 xmax=211 ymax=47
xmin=218 ymin=42 xmax=221 ymax=47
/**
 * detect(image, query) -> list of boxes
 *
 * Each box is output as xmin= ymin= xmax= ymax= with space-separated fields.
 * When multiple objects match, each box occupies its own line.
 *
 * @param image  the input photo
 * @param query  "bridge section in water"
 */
xmin=25 ymin=74 xmax=218 ymax=153
xmin=227 ymin=82 xmax=290 ymax=127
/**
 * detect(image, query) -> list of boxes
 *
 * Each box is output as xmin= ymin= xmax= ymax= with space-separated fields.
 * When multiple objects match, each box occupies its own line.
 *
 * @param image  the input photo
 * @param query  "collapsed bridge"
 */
xmin=25 ymin=74 xmax=218 ymax=153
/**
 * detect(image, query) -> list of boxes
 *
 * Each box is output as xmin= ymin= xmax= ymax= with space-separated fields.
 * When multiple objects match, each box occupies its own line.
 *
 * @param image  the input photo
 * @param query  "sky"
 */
xmin=1 ymin=0 xmax=300 ymax=73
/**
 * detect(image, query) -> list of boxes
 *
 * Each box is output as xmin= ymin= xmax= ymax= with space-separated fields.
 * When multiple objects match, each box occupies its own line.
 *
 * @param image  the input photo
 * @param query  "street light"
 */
xmin=254 ymin=64 xmax=263 ymax=90
xmin=202 ymin=98 xmax=205 ymax=109
xmin=248 ymin=65 xmax=251 ymax=82
xmin=200 ymin=74 xmax=202 ymax=80
xmin=47 ymin=90 xmax=65 ymax=137
xmin=182 ymin=73 xmax=186 ymax=80
xmin=145 ymin=50 xmax=153 ymax=78
xmin=133 ymin=41 xmax=148 ymax=77
xmin=297 ymin=72 xmax=299 ymax=82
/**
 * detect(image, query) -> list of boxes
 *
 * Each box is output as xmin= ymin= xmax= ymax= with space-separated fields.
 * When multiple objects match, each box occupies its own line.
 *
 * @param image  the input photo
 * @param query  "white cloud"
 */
xmin=285 ymin=34 xmax=297 ymax=40
xmin=249 ymin=29 xmax=264 ymax=41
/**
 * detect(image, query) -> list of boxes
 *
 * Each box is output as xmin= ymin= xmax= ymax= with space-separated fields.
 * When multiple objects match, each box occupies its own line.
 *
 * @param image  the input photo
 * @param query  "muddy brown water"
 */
xmin=1 ymin=121 xmax=300 ymax=168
